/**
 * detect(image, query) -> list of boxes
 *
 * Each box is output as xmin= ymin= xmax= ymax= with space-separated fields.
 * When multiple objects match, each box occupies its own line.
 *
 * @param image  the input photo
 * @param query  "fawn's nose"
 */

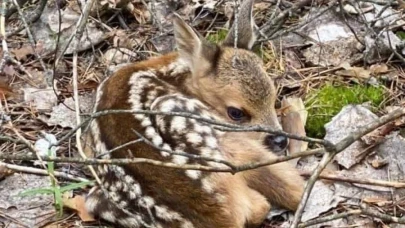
xmin=265 ymin=134 xmax=289 ymax=152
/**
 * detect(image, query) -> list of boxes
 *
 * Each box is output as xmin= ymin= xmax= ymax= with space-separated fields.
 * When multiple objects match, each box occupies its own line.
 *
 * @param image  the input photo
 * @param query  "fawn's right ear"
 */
xmin=172 ymin=13 xmax=219 ymax=74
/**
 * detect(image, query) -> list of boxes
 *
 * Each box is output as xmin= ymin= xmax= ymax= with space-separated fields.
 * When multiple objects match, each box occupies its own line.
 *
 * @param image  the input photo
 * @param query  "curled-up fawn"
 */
xmin=83 ymin=0 xmax=304 ymax=227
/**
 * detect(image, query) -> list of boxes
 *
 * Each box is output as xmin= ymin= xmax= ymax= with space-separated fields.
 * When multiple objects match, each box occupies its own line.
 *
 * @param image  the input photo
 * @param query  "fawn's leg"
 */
xmin=220 ymin=132 xmax=305 ymax=211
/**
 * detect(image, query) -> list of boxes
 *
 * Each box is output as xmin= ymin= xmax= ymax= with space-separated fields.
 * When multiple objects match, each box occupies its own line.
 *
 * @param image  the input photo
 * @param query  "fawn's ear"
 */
xmin=222 ymin=0 xmax=257 ymax=50
xmin=172 ymin=13 xmax=219 ymax=74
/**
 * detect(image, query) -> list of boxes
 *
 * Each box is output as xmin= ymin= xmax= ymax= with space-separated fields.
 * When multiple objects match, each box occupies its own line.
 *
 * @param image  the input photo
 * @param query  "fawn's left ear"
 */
xmin=172 ymin=13 xmax=220 ymax=75
xmin=222 ymin=0 xmax=257 ymax=50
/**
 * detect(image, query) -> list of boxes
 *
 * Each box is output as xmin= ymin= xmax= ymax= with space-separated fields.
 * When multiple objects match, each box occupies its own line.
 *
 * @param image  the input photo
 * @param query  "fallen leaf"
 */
xmin=336 ymin=66 xmax=371 ymax=79
xmin=45 ymin=93 xmax=94 ymax=128
xmin=23 ymin=87 xmax=58 ymax=111
xmin=325 ymin=105 xmax=378 ymax=169
xmin=280 ymin=97 xmax=308 ymax=165
xmin=370 ymin=63 xmax=389 ymax=75
xmin=362 ymin=197 xmax=391 ymax=207
xmin=63 ymin=195 xmax=95 ymax=222
xmin=11 ymin=45 xmax=34 ymax=61
xmin=0 ymin=81 xmax=14 ymax=100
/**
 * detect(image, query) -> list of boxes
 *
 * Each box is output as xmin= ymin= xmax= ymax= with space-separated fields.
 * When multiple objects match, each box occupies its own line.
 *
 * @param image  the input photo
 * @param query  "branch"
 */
xmin=0 ymin=148 xmax=323 ymax=173
xmin=360 ymin=203 xmax=405 ymax=223
xmin=298 ymin=210 xmax=362 ymax=228
xmin=0 ymin=162 xmax=90 ymax=182
xmin=300 ymin=172 xmax=405 ymax=188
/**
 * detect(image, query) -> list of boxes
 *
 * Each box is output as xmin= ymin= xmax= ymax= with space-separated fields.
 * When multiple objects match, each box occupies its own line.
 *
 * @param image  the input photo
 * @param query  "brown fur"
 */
xmin=83 ymin=0 xmax=304 ymax=227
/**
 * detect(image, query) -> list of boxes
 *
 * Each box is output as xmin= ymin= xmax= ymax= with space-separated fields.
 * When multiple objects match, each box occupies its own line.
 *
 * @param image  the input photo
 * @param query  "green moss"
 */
xmin=206 ymin=29 xmax=229 ymax=43
xmin=305 ymin=83 xmax=385 ymax=138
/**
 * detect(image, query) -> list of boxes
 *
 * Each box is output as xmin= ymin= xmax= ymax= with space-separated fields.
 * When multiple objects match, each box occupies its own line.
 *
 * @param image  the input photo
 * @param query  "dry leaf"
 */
xmin=280 ymin=97 xmax=308 ymax=165
xmin=63 ymin=195 xmax=95 ymax=222
xmin=363 ymin=196 xmax=391 ymax=207
xmin=336 ymin=66 xmax=371 ymax=79
xmin=11 ymin=45 xmax=34 ymax=61
xmin=0 ymin=81 xmax=14 ymax=100
xmin=370 ymin=63 xmax=389 ymax=75
xmin=325 ymin=105 xmax=378 ymax=169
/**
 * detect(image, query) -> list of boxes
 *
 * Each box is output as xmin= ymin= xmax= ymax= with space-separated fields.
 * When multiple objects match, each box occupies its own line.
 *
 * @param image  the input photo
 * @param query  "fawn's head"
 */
xmin=172 ymin=0 xmax=288 ymax=152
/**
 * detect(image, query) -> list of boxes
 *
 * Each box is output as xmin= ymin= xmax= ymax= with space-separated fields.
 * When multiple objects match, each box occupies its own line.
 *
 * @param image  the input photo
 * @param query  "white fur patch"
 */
xmin=160 ymin=99 xmax=177 ymax=112
xmin=85 ymin=191 xmax=100 ymax=213
xmin=138 ymin=196 xmax=155 ymax=208
xmin=140 ymin=118 xmax=152 ymax=127
xmin=170 ymin=116 xmax=187 ymax=133
xmin=172 ymin=155 xmax=188 ymax=165
xmin=204 ymin=136 xmax=218 ymax=149
xmin=119 ymin=216 xmax=140 ymax=227
xmin=185 ymin=170 xmax=201 ymax=180
xmin=186 ymin=132 xmax=203 ymax=145
xmin=154 ymin=205 xmax=182 ymax=221
xmin=181 ymin=220 xmax=195 ymax=228
xmin=201 ymin=177 xmax=214 ymax=193
xmin=101 ymin=211 xmax=116 ymax=223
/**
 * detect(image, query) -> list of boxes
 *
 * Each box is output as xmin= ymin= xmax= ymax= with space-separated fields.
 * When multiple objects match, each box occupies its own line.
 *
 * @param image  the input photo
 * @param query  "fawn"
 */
xmin=83 ymin=0 xmax=304 ymax=227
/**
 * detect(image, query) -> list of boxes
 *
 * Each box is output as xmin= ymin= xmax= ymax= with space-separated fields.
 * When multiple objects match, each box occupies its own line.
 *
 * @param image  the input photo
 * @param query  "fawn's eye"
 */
xmin=227 ymin=107 xmax=247 ymax=121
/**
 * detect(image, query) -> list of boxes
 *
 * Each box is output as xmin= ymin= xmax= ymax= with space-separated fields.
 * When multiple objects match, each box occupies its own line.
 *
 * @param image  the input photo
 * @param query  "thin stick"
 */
xmin=301 ymin=172 xmax=405 ymax=188
xmin=298 ymin=210 xmax=362 ymax=228
xmin=0 ymin=162 xmax=90 ymax=182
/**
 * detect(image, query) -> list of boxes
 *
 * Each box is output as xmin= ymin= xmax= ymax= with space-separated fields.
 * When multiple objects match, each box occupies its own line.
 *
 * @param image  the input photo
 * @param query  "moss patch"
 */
xmin=305 ymin=83 xmax=385 ymax=138
xmin=206 ymin=29 xmax=229 ymax=43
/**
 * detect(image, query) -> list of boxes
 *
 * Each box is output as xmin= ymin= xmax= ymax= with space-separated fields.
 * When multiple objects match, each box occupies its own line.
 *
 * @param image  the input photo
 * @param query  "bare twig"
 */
xmin=301 ymin=172 xmax=405 ymax=188
xmin=0 ymin=162 xmax=90 ymax=182
xmin=360 ymin=203 xmax=405 ymax=223
xmin=298 ymin=210 xmax=362 ymax=228
xmin=68 ymin=0 xmax=100 ymax=187
xmin=0 ymin=148 xmax=323 ymax=173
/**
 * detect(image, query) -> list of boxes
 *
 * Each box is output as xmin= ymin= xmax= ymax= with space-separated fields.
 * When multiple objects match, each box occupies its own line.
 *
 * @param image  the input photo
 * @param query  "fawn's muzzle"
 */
xmin=265 ymin=134 xmax=289 ymax=152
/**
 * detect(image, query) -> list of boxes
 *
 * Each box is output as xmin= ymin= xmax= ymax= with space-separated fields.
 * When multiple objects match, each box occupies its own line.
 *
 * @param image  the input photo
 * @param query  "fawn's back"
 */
xmin=84 ymin=0 xmax=304 ymax=227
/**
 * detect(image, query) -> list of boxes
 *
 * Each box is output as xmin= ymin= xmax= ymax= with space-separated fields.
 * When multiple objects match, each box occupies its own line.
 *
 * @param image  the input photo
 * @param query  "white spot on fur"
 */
xmin=101 ymin=211 xmax=116 ymax=223
xmin=205 ymin=136 xmax=218 ymax=148
xmin=115 ymin=181 xmax=123 ymax=190
xmin=170 ymin=116 xmax=186 ymax=133
xmin=129 ymin=190 xmax=137 ymax=200
xmin=119 ymin=200 xmax=128 ymax=208
xmin=172 ymin=155 xmax=188 ymax=165
xmin=124 ymin=174 xmax=134 ymax=184
xmin=134 ymin=114 xmax=145 ymax=120
xmin=109 ymin=191 xmax=120 ymax=202
xmin=145 ymin=126 xmax=158 ymax=138
xmin=154 ymin=205 xmax=182 ymax=221
xmin=181 ymin=220 xmax=195 ymax=228
xmin=152 ymin=135 xmax=163 ymax=146
xmin=160 ymin=143 xmax=172 ymax=157
xmin=85 ymin=190 xmax=100 ymax=213
xmin=138 ymin=196 xmax=155 ymax=208
xmin=186 ymin=132 xmax=203 ymax=145
xmin=201 ymin=177 xmax=214 ymax=193
xmin=141 ymin=118 xmax=152 ymax=127
xmin=160 ymin=99 xmax=177 ymax=112
xmin=109 ymin=184 xmax=117 ymax=192
xmin=134 ymin=183 xmax=142 ymax=195
xmin=119 ymin=217 xmax=140 ymax=227
xmin=185 ymin=170 xmax=201 ymax=179
xmin=200 ymin=147 xmax=213 ymax=157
